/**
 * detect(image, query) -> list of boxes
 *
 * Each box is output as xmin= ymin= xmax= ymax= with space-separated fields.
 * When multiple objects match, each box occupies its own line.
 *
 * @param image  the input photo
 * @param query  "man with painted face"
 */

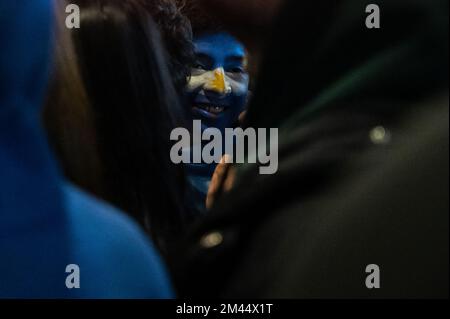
xmin=187 ymin=32 xmax=249 ymax=134
xmin=182 ymin=5 xmax=250 ymax=214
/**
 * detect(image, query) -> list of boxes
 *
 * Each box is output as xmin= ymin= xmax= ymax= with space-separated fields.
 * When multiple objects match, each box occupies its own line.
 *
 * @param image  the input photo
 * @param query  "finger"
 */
xmin=223 ymin=167 xmax=236 ymax=193
xmin=239 ymin=111 xmax=247 ymax=126
xmin=206 ymin=155 xmax=232 ymax=210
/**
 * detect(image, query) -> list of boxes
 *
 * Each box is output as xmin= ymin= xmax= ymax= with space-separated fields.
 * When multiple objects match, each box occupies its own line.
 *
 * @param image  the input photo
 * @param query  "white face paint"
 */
xmin=187 ymin=67 xmax=249 ymax=97
xmin=186 ymin=32 xmax=250 ymax=131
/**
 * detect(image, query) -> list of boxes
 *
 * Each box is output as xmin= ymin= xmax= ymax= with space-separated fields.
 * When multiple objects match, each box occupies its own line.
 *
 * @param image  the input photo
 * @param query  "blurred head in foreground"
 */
xmin=45 ymin=0 xmax=191 ymax=249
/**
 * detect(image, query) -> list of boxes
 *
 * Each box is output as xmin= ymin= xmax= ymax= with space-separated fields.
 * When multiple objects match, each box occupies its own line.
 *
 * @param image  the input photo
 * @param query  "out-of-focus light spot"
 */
xmin=200 ymin=231 xmax=224 ymax=249
xmin=370 ymin=126 xmax=391 ymax=145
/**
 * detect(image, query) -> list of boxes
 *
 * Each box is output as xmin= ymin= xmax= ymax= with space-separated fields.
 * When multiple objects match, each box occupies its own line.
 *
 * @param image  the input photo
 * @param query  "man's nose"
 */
xmin=204 ymin=68 xmax=232 ymax=95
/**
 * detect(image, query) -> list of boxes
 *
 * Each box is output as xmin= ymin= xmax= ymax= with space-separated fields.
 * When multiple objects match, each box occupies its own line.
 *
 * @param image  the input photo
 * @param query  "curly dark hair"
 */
xmin=140 ymin=0 xmax=195 ymax=91
xmin=175 ymin=0 xmax=224 ymax=35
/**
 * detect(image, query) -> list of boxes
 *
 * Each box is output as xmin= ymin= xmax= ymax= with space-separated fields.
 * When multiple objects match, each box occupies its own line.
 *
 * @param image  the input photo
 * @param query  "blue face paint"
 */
xmin=186 ymin=32 xmax=249 ymax=134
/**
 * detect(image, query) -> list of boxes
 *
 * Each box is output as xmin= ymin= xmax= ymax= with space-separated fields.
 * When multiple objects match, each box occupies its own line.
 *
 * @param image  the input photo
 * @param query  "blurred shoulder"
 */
xmin=62 ymin=183 xmax=174 ymax=298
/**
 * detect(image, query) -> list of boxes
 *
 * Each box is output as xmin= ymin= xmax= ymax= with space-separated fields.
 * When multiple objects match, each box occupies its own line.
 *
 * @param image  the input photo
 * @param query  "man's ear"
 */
xmin=243 ymin=53 xmax=249 ymax=70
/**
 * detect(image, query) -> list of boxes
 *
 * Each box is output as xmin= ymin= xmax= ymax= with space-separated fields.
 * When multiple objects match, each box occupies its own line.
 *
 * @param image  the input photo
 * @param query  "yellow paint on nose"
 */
xmin=207 ymin=68 xmax=228 ymax=94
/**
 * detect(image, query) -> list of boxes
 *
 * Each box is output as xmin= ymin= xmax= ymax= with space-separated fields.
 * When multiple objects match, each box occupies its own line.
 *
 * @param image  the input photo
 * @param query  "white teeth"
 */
xmin=195 ymin=105 xmax=225 ymax=114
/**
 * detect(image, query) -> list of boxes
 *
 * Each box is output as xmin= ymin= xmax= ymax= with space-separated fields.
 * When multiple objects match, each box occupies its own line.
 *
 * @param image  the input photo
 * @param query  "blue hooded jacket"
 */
xmin=0 ymin=0 xmax=173 ymax=298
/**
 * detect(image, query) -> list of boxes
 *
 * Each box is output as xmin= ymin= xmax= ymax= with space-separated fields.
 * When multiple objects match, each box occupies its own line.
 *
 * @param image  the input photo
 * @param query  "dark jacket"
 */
xmin=169 ymin=0 xmax=449 ymax=298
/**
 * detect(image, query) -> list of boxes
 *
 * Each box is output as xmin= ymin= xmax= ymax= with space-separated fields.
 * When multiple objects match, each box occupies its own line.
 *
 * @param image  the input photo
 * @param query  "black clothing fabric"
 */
xmin=169 ymin=0 xmax=449 ymax=298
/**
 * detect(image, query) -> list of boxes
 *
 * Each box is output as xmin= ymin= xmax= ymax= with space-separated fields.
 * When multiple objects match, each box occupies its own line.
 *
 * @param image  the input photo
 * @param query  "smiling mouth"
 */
xmin=192 ymin=103 xmax=227 ymax=117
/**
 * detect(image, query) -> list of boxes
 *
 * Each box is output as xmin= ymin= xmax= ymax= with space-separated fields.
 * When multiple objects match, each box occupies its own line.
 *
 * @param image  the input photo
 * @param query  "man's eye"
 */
xmin=194 ymin=64 xmax=206 ymax=70
xmin=229 ymin=67 xmax=244 ymax=73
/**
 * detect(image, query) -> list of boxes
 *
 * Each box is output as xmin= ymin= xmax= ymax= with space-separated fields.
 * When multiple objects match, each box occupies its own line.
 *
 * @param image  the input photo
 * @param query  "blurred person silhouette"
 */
xmin=170 ymin=0 xmax=449 ymax=298
xmin=43 ymin=0 xmax=104 ymax=200
xmin=0 ymin=0 xmax=174 ymax=298
xmin=44 ymin=0 xmax=194 ymax=251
